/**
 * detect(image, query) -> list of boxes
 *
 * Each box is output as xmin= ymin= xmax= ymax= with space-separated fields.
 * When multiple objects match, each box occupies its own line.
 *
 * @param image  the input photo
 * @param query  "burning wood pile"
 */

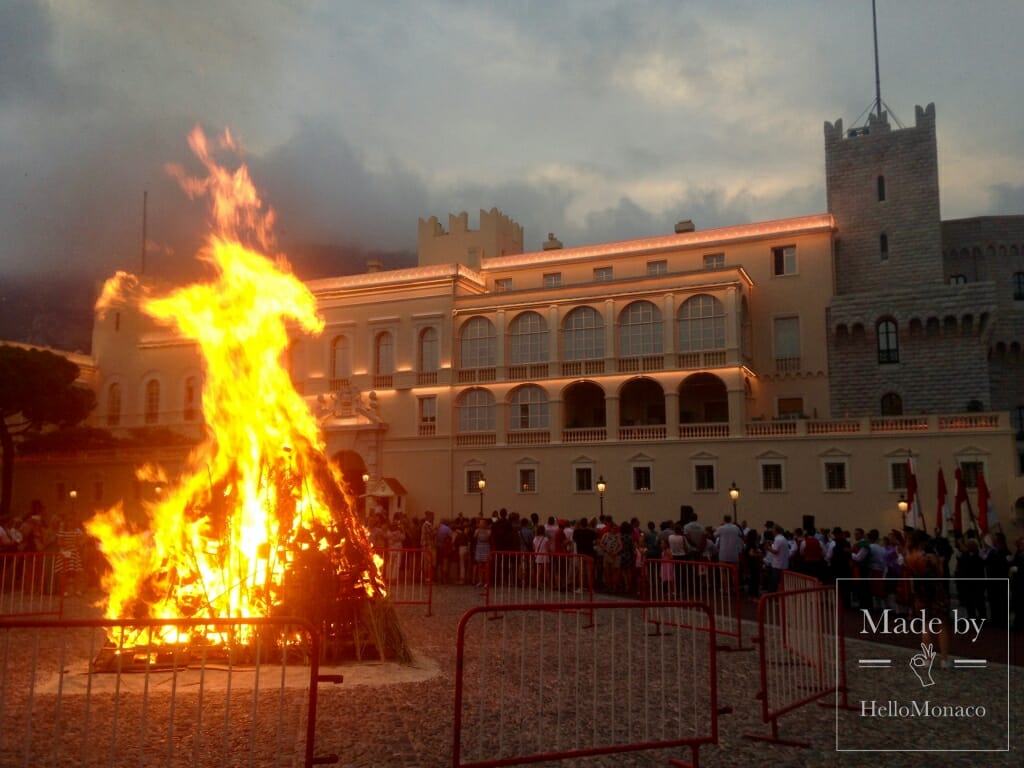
xmin=87 ymin=127 xmax=408 ymax=667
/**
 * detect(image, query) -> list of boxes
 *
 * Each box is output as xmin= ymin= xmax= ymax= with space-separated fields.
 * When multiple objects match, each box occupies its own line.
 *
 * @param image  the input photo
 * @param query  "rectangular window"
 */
xmin=958 ymin=461 xmax=984 ymax=489
xmin=419 ymin=396 xmax=437 ymax=424
xmin=890 ymin=461 xmax=908 ymax=491
xmin=760 ymin=463 xmax=784 ymax=491
xmin=694 ymin=464 xmax=716 ymax=492
xmin=1013 ymin=272 xmax=1024 ymax=301
xmin=703 ymin=253 xmax=725 ymax=269
xmin=519 ymin=468 xmax=537 ymax=493
xmin=594 ymin=267 xmax=613 ymax=282
xmin=772 ymin=245 xmax=797 ymax=276
xmin=543 ymin=272 xmax=562 ymax=288
xmin=777 ymin=397 xmax=804 ymax=419
xmin=824 ymin=461 xmax=848 ymax=491
xmin=632 ymin=465 xmax=652 ymax=492
xmin=495 ymin=278 xmax=512 ymax=292
xmin=773 ymin=316 xmax=800 ymax=369
xmin=574 ymin=466 xmax=593 ymax=492
xmin=646 ymin=260 xmax=667 ymax=276
xmin=466 ymin=469 xmax=485 ymax=494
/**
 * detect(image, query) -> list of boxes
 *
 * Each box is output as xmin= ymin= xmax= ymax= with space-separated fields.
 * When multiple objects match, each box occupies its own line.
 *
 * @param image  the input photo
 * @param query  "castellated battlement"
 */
xmin=417 ymin=207 xmax=524 ymax=269
xmin=825 ymin=103 xmax=935 ymax=147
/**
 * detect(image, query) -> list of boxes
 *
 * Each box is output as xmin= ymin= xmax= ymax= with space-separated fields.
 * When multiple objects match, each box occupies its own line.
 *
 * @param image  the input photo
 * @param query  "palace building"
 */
xmin=14 ymin=103 xmax=1024 ymax=534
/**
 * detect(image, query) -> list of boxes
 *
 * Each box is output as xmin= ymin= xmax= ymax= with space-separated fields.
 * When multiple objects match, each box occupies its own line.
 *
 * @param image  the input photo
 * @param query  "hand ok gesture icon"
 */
xmin=909 ymin=642 xmax=937 ymax=688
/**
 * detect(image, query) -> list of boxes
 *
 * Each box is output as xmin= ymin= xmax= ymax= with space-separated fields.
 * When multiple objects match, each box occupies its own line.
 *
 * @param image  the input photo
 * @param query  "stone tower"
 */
xmin=825 ymin=105 xmax=994 ymax=417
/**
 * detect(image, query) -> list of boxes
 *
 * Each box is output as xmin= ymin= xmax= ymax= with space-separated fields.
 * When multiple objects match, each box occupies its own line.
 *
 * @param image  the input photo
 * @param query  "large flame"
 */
xmin=89 ymin=127 xmax=384 ymax=631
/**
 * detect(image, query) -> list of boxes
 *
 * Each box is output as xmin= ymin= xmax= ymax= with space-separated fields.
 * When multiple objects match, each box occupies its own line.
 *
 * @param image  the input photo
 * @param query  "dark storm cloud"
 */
xmin=0 ymin=0 xmax=1021 ymax=292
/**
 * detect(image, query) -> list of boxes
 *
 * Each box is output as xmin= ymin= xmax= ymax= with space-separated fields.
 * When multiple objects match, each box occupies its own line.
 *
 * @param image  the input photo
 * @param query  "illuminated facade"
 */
xmin=14 ymin=104 xmax=1024 ymax=533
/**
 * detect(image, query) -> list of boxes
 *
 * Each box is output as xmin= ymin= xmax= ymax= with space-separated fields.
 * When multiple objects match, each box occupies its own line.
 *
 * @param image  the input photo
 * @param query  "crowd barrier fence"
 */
xmin=484 ymin=551 xmax=594 ymax=613
xmin=453 ymin=600 xmax=721 ymax=768
xmin=382 ymin=547 xmax=433 ymax=616
xmin=0 ymin=615 xmax=341 ymax=767
xmin=745 ymin=585 xmax=845 ymax=747
xmin=642 ymin=558 xmax=745 ymax=650
xmin=0 ymin=552 xmax=65 ymax=619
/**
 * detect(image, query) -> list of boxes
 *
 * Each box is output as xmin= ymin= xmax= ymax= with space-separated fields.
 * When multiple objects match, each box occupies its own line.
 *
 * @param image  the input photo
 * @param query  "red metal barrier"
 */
xmin=485 ymin=550 xmax=594 ymax=609
xmin=0 ymin=616 xmax=335 ymax=767
xmin=0 ymin=552 xmax=65 ymax=618
xmin=642 ymin=558 xmax=745 ymax=650
xmin=745 ymin=585 xmax=845 ymax=747
xmin=382 ymin=547 xmax=433 ymax=616
xmin=453 ymin=601 xmax=721 ymax=768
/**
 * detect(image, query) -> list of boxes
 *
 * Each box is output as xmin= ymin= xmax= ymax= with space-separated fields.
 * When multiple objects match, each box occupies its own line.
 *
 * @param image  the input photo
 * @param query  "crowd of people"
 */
xmin=366 ymin=506 xmax=1024 ymax=632
xmin=0 ymin=499 xmax=91 ymax=596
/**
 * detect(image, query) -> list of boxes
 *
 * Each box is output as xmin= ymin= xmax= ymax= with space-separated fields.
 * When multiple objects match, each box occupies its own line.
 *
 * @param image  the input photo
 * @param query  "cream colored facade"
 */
xmin=10 ymin=104 xmax=1024 ymax=534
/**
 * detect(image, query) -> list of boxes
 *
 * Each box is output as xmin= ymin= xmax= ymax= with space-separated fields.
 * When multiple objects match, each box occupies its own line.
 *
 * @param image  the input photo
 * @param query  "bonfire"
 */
xmin=87 ymin=126 xmax=407 ymax=664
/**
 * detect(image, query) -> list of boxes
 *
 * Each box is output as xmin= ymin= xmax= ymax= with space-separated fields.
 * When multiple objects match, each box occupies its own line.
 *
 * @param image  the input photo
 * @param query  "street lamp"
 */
xmin=729 ymin=482 xmax=740 ymax=516
xmin=596 ymin=475 xmax=606 ymax=518
xmin=477 ymin=475 xmax=486 ymax=517
xmin=69 ymin=489 xmax=77 ymax=518
xmin=897 ymin=495 xmax=908 ymax=527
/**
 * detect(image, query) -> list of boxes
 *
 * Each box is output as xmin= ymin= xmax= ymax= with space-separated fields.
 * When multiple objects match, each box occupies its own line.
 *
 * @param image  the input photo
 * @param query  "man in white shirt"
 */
xmin=767 ymin=525 xmax=790 ymax=591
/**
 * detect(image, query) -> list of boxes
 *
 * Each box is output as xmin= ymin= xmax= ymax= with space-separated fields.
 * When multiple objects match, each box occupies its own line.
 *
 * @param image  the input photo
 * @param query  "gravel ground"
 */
xmin=2 ymin=588 xmax=1022 ymax=768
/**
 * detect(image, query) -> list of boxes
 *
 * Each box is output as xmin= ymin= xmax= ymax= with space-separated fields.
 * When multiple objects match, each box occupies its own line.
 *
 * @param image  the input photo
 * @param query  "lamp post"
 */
xmin=897 ymin=495 xmax=908 ymax=528
xmin=729 ymin=482 xmax=739 ymax=517
xmin=477 ymin=475 xmax=486 ymax=517
xmin=596 ymin=475 xmax=606 ymax=518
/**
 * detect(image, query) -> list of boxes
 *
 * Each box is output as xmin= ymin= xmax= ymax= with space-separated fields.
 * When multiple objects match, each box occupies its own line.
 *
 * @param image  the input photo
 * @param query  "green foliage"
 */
xmin=0 ymin=344 xmax=97 ymax=517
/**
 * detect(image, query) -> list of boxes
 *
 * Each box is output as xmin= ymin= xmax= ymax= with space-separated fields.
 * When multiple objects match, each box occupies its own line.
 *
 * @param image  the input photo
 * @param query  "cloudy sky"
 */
xmin=2 ymin=0 xmax=1022 ymax=284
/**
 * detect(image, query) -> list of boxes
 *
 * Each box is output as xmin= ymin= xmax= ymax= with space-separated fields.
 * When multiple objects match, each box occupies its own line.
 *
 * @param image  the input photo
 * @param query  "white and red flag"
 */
xmin=905 ymin=458 xmax=923 ymax=530
xmin=936 ymin=466 xmax=950 ymax=535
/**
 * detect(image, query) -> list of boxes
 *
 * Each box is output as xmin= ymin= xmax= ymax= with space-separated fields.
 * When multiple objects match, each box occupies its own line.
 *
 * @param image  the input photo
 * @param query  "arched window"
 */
xmin=563 ymin=306 xmax=604 ymax=360
xmin=106 ymin=382 xmax=121 ymax=427
xmin=331 ymin=335 xmax=351 ymax=381
xmin=877 ymin=319 xmax=899 ymax=364
xmin=184 ymin=376 xmax=199 ymax=421
xmin=509 ymin=385 xmax=549 ymax=430
xmin=460 ymin=316 xmax=496 ymax=369
xmin=144 ymin=379 xmax=160 ymax=425
xmin=418 ymin=327 xmax=439 ymax=372
xmin=374 ymin=332 xmax=394 ymax=375
xmin=678 ymin=295 xmax=725 ymax=352
xmin=877 ymin=175 xmax=886 ymax=202
xmin=618 ymin=300 xmax=663 ymax=357
xmin=458 ymin=388 xmax=495 ymax=432
xmin=509 ymin=312 xmax=548 ymax=364
xmin=880 ymin=392 xmax=903 ymax=416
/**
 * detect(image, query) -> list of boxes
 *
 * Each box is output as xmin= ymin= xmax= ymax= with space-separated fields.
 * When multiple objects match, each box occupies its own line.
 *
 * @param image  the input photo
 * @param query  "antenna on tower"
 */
xmin=872 ymin=0 xmax=882 ymax=119
xmin=141 ymin=189 xmax=148 ymax=275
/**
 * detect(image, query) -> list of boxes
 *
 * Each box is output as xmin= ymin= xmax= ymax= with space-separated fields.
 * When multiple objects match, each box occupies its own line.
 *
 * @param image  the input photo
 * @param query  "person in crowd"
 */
xmin=765 ymin=524 xmax=789 ymax=592
xmin=53 ymin=513 xmax=86 ymax=597
xmin=471 ymin=516 xmax=491 ymax=588
xmin=955 ymin=537 xmax=986 ymax=619
xmin=743 ymin=528 xmax=763 ymax=598
xmin=420 ymin=510 xmax=437 ymax=584
xmin=572 ymin=517 xmax=598 ymax=589
xmin=1010 ymin=537 xmax=1024 ymax=632
xmin=984 ymin=532 xmax=1011 ymax=627
xmin=904 ymin=528 xmax=951 ymax=669
xmin=714 ymin=515 xmax=743 ymax=566
xmin=532 ymin=523 xmax=551 ymax=588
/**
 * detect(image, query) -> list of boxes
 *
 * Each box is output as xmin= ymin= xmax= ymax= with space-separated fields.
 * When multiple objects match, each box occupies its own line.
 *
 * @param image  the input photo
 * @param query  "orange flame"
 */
xmin=88 ymin=127 xmax=384 ymax=633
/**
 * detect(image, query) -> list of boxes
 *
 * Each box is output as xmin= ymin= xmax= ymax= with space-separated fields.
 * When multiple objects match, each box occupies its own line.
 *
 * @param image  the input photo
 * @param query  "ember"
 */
xmin=87 ymin=127 xmax=404 ymax=660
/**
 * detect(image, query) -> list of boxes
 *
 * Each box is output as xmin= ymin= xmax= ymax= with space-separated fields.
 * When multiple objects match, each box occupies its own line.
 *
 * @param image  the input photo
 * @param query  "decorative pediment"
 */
xmin=818 ymin=447 xmax=852 ymax=458
xmin=755 ymin=449 xmax=787 ymax=460
xmin=689 ymin=450 xmax=718 ymax=460
xmin=629 ymin=452 xmax=655 ymax=463
xmin=883 ymin=448 xmax=917 ymax=459
xmin=954 ymin=445 xmax=990 ymax=458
